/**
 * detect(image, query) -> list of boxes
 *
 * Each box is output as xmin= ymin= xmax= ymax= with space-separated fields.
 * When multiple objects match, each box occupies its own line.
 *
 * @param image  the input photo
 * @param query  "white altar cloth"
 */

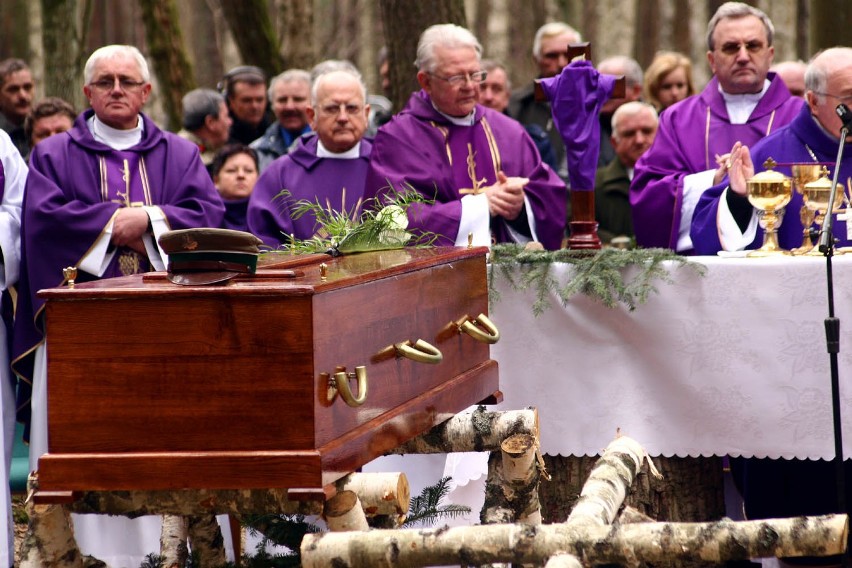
xmin=489 ymin=254 xmax=852 ymax=461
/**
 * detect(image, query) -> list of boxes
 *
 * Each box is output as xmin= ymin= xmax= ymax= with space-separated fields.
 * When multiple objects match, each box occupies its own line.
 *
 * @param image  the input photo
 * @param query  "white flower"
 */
xmin=377 ymin=205 xmax=408 ymax=231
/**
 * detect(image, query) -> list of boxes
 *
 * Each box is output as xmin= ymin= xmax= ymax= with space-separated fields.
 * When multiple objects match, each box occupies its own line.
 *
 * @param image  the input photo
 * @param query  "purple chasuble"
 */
xmin=691 ymin=104 xmax=852 ymax=254
xmin=630 ymin=73 xmax=804 ymax=249
xmin=13 ymin=109 xmax=224 ymax=434
xmin=539 ymin=60 xmax=618 ymax=191
xmin=364 ymin=90 xmax=566 ymax=250
xmin=247 ymin=134 xmax=372 ymax=246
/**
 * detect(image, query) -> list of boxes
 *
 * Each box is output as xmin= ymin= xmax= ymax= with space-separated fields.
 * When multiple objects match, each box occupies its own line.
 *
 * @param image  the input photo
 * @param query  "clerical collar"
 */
xmin=317 ymin=140 xmax=361 ymax=159
xmin=88 ymin=115 xmax=144 ymax=150
xmin=432 ymin=102 xmax=475 ymax=126
xmin=718 ymin=79 xmax=770 ymax=124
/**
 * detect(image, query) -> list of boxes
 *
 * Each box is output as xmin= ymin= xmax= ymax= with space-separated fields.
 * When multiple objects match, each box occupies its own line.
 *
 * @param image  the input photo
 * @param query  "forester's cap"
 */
xmin=159 ymin=228 xmax=264 ymax=285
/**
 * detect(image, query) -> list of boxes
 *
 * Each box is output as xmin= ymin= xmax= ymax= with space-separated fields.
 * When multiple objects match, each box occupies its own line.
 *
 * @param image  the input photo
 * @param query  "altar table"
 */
xmin=488 ymin=253 xmax=852 ymax=461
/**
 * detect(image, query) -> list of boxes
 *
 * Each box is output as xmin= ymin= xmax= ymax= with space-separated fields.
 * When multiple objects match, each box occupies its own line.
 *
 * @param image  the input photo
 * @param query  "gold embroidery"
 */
xmin=481 ymin=117 xmax=501 ymax=177
xmin=118 ymin=250 xmax=143 ymax=275
xmin=459 ymin=143 xmax=488 ymax=195
xmin=704 ymin=107 xmax=711 ymax=171
xmin=765 ymin=110 xmax=776 ymax=136
xmin=431 ymin=121 xmax=452 ymax=166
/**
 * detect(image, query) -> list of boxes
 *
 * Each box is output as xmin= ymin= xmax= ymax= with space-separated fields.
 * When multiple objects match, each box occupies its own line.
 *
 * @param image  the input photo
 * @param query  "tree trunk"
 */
xmin=41 ymin=0 xmax=86 ymax=110
xmin=220 ymin=0 xmax=285 ymax=77
xmin=139 ymin=0 xmax=195 ymax=132
xmin=278 ymin=0 xmax=313 ymax=70
xmin=378 ymin=0 xmax=466 ymax=114
xmin=808 ymin=0 xmax=852 ymax=54
xmin=186 ymin=514 xmax=226 ymax=566
xmin=178 ymin=0 xmax=224 ymax=89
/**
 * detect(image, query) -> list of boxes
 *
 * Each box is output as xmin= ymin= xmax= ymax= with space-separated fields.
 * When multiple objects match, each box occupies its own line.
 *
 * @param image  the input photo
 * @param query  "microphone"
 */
xmin=817 ymin=104 xmax=851 ymax=252
xmin=836 ymin=103 xmax=852 ymax=130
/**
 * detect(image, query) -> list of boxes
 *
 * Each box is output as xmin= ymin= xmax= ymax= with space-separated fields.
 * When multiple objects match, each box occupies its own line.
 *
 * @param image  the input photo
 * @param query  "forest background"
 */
xmin=0 ymin=0 xmax=849 ymax=134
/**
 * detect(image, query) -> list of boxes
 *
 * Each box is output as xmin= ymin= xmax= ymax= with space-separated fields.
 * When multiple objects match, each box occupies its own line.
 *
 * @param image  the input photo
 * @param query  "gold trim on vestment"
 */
xmin=765 ymin=110 xmax=776 ymax=136
xmin=431 ymin=121 xmax=452 ymax=166
xmin=480 ymin=117 xmax=501 ymax=177
xmin=704 ymin=107 xmax=712 ymax=171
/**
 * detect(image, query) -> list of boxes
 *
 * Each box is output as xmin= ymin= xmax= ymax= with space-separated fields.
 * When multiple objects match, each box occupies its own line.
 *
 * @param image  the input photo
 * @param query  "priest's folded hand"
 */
xmin=112 ymin=207 xmax=151 ymax=247
xmin=726 ymin=142 xmax=754 ymax=197
xmin=486 ymin=171 xmax=528 ymax=220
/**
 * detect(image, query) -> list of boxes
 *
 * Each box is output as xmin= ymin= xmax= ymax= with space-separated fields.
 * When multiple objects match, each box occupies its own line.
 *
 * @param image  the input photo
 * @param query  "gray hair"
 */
xmin=268 ymin=68 xmax=311 ymax=101
xmin=415 ymin=24 xmax=482 ymax=74
xmin=181 ymin=88 xmax=225 ymax=131
xmin=481 ymin=59 xmax=511 ymax=91
xmin=805 ymin=47 xmax=852 ymax=104
xmin=310 ymin=61 xmax=367 ymax=105
xmin=611 ymin=101 xmax=658 ymax=140
xmin=84 ymin=45 xmax=150 ymax=84
xmin=532 ymin=22 xmax=581 ymax=60
xmin=0 ymin=58 xmax=29 ymax=87
xmin=706 ymin=2 xmax=774 ymax=51
xmin=598 ymin=55 xmax=644 ymax=88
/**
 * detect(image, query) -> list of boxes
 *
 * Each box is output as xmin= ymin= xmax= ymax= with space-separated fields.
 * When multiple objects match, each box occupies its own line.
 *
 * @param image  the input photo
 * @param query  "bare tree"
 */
xmin=378 ymin=0 xmax=466 ymax=113
xmin=139 ymin=0 xmax=195 ymax=132
xmin=278 ymin=0 xmax=314 ymax=70
xmin=41 ymin=0 xmax=91 ymax=110
xmin=220 ymin=0 xmax=285 ymax=77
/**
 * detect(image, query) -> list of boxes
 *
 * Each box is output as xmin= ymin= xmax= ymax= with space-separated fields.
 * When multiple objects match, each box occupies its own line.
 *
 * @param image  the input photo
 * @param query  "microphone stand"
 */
xmin=817 ymin=105 xmax=850 ymax=560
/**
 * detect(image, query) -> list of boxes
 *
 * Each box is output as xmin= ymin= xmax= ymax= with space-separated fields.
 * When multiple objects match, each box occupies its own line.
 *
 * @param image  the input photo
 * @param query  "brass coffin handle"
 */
xmin=395 ymin=339 xmax=443 ymax=364
xmin=333 ymin=366 xmax=368 ymax=407
xmin=460 ymin=313 xmax=501 ymax=344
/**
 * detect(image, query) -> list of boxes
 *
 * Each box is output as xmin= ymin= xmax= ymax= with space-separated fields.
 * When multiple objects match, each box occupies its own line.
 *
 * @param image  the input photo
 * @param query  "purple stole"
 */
xmin=99 ymin=151 xmax=151 ymax=276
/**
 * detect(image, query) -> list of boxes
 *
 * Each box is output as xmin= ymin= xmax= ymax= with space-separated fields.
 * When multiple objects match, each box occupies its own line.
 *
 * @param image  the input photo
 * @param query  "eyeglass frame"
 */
xmin=88 ymin=76 xmax=147 ymax=93
xmin=428 ymin=70 xmax=488 ymax=86
xmin=714 ymin=40 xmax=768 ymax=56
xmin=315 ymin=102 xmax=366 ymax=117
xmin=813 ymin=92 xmax=852 ymax=106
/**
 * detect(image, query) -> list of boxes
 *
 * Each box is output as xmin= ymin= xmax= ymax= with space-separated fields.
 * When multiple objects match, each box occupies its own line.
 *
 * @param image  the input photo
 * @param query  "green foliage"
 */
xmin=269 ymin=187 xmax=439 ymax=255
xmin=404 ymin=476 xmax=471 ymax=527
xmin=489 ymin=245 xmax=705 ymax=314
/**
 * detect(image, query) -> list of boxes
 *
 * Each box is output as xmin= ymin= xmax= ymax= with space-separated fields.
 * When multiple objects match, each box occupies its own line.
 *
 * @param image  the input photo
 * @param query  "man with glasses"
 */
xmin=248 ymin=62 xmax=372 ymax=246
xmin=508 ymin=22 xmax=582 ymax=183
xmin=364 ymin=23 xmax=566 ymax=250
xmin=13 ymin=44 xmax=224 ymax=566
xmin=693 ymin=47 xmax=852 ymax=254
xmin=630 ymin=1 xmax=804 ymax=253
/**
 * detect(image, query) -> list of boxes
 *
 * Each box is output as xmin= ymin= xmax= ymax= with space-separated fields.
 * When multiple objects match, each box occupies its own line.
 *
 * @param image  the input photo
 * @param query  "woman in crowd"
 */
xmin=643 ymin=50 xmax=694 ymax=113
xmin=211 ymin=144 xmax=259 ymax=232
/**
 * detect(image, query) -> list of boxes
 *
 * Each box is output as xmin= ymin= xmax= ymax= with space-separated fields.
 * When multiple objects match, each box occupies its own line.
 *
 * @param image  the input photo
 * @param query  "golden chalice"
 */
xmin=802 ymin=167 xmax=844 ymax=256
xmin=790 ymin=163 xmax=825 ymax=254
xmin=746 ymin=158 xmax=792 ymax=257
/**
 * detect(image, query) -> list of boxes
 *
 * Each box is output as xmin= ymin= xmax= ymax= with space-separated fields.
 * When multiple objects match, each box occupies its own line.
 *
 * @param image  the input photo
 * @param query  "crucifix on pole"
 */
xmin=535 ymin=43 xmax=626 ymax=250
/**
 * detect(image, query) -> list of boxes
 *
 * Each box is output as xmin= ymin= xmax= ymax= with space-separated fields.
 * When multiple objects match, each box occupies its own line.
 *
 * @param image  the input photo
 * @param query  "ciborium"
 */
xmin=802 ymin=166 xmax=843 ymax=256
xmin=746 ymin=158 xmax=792 ymax=257
xmin=790 ymin=163 xmax=825 ymax=254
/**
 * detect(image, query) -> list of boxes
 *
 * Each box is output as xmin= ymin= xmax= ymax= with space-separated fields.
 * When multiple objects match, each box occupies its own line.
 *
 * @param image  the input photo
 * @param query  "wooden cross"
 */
xmin=534 ymin=43 xmax=626 ymax=251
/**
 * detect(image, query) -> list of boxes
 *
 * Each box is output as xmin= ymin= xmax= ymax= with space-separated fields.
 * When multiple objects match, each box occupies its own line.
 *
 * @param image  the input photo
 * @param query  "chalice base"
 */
xmin=746 ymin=231 xmax=790 ymax=257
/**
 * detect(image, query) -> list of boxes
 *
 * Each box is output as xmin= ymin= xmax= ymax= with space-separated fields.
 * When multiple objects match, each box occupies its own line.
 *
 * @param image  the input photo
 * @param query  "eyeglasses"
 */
xmin=814 ymin=92 xmax=852 ymax=106
xmin=89 ymin=76 xmax=146 ymax=93
xmin=429 ymin=71 xmax=487 ymax=86
xmin=716 ymin=41 xmax=767 ymax=56
xmin=317 ymin=103 xmax=364 ymax=117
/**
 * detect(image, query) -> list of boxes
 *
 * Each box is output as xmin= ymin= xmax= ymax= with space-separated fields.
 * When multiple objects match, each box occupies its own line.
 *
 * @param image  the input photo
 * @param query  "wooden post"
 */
xmin=534 ymin=43 xmax=626 ymax=251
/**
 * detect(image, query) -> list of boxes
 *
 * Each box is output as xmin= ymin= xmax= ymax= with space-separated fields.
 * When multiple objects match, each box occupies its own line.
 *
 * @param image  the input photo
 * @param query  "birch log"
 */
xmin=335 ymin=472 xmax=409 ymax=517
xmin=566 ymin=435 xmax=650 ymax=526
xmin=389 ymin=407 xmax=538 ymax=454
xmin=482 ymin=434 xmax=542 ymax=525
xmin=325 ymin=491 xmax=370 ymax=532
xmin=187 ymin=514 xmax=227 ymax=566
xmin=299 ymin=514 xmax=849 ymax=567
xmin=19 ymin=501 xmax=84 ymax=568
xmin=159 ymin=515 xmax=188 ymax=568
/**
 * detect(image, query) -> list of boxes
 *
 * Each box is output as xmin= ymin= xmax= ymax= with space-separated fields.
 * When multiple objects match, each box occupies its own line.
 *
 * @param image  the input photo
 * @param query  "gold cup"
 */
xmin=746 ymin=158 xmax=792 ymax=257
xmin=802 ymin=167 xmax=843 ymax=255
xmin=790 ymin=164 xmax=825 ymax=254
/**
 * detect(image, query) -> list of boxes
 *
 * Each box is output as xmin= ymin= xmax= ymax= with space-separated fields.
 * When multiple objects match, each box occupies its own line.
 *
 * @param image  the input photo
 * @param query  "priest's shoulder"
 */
xmin=480 ymin=105 xmax=527 ymax=135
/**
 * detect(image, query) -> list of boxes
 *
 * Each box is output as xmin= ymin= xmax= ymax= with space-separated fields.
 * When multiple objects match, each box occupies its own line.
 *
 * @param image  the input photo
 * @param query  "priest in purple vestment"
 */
xmin=11 ymin=45 xmax=225 ymax=566
xmin=364 ymin=24 xmax=566 ymax=251
xmin=630 ymin=2 xmax=803 ymax=252
xmin=248 ymin=64 xmax=372 ymax=247
xmin=692 ymin=47 xmax=852 ymax=254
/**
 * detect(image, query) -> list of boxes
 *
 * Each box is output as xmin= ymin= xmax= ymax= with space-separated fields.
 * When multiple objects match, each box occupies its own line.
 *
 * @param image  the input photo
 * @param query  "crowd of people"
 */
xmin=0 ymin=0 xmax=849 ymax=565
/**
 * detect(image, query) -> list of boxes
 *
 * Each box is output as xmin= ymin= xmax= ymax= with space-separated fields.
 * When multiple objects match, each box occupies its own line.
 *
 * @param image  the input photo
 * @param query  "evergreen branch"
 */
xmin=489 ymin=245 xmax=705 ymax=313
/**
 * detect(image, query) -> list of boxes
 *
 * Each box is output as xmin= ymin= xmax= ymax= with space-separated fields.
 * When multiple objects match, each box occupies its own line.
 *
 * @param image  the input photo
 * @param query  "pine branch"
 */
xmin=489 ymin=245 xmax=705 ymax=313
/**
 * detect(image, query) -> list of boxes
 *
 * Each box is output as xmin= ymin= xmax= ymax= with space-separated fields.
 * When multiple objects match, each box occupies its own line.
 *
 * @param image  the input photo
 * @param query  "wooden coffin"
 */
xmin=37 ymin=246 xmax=500 ymax=497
